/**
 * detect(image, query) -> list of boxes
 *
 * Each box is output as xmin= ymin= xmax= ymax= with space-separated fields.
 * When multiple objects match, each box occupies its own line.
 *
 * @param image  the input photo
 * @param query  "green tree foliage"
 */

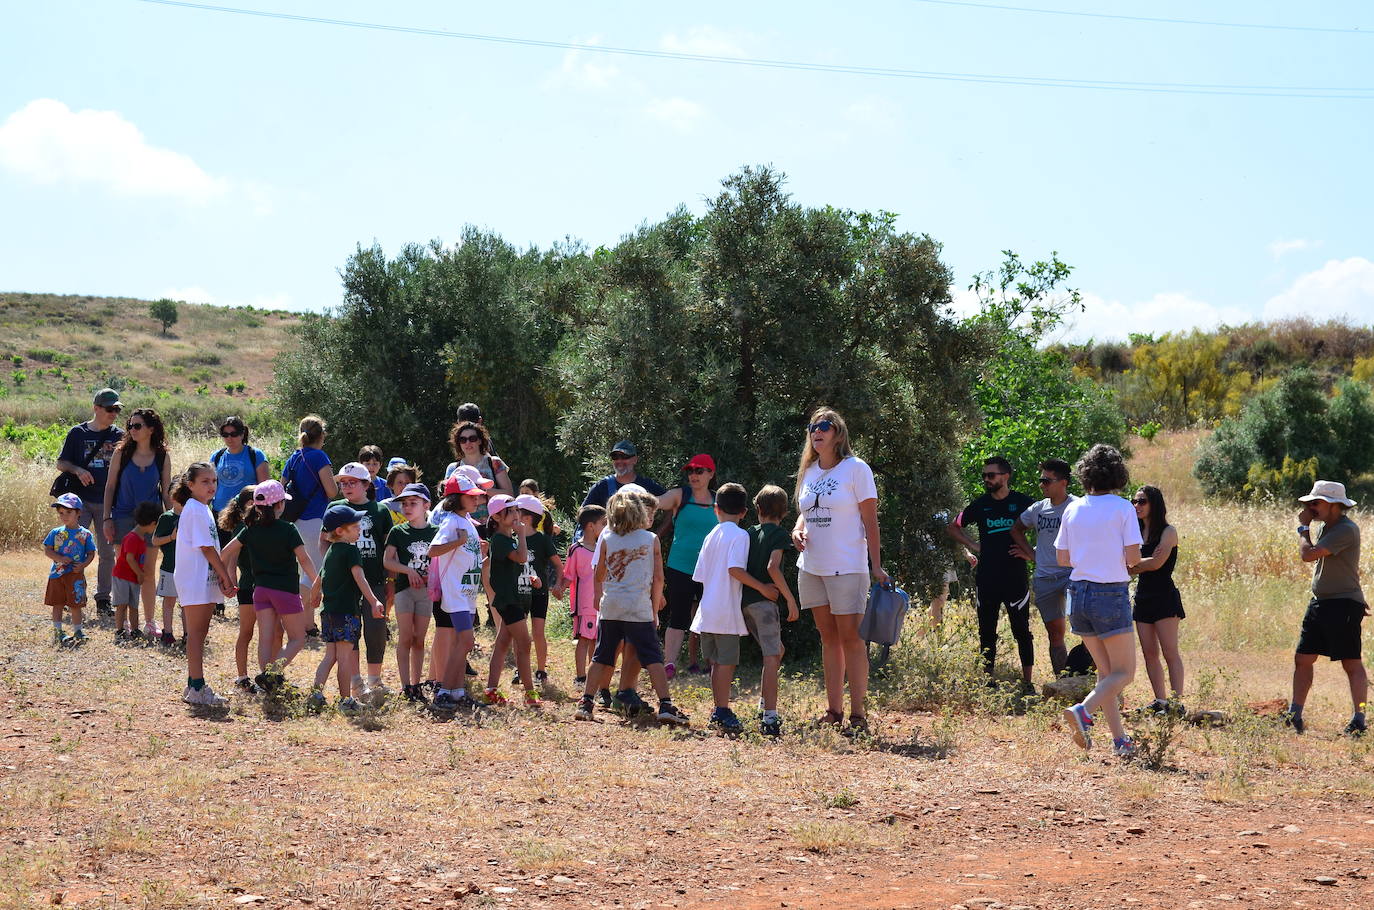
xmin=149 ymin=298 xmax=178 ymax=335
xmin=959 ymin=253 xmax=1126 ymax=499
xmin=1115 ymin=330 xmax=1251 ymax=429
xmin=1194 ymin=368 xmax=1374 ymax=499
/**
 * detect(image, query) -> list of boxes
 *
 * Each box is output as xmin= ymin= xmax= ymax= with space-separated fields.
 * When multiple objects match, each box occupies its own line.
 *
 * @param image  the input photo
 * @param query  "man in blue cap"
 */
xmin=54 ymin=388 xmax=126 ymax=616
xmin=580 ymin=440 xmax=666 ymax=508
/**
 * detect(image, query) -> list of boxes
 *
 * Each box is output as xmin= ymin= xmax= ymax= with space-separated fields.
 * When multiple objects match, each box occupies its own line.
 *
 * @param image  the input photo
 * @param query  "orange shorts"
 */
xmin=44 ymin=573 xmax=88 ymax=609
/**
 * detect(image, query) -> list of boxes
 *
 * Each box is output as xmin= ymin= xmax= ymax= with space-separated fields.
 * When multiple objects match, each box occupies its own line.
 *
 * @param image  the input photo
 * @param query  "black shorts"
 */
xmin=529 ymin=588 xmax=549 ymax=621
xmin=432 ymin=602 xmax=452 ymax=628
xmin=1133 ymin=589 xmax=1186 ymax=624
xmin=1296 ymin=597 xmax=1366 ymax=661
xmin=664 ymin=567 xmax=703 ymax=631
xmin=593 ymin=619 xmax=664 ymax=668
xmin=495 ymin=599 xmax=530 ymax=626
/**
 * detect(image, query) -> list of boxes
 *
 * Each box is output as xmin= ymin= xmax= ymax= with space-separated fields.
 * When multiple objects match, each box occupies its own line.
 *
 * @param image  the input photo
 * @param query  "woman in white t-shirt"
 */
xmin=1054 ymin=444 xmax=1143 ymax=758
xmin=791 ymin=407 xmax=889 ymax=731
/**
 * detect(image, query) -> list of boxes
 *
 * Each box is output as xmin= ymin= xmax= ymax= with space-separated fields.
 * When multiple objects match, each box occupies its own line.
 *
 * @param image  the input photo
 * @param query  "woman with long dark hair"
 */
xmin=1130 ymin=484 xmax=1185 ymax=712
xmin=102 ymin=407 xmax=172 ymax=546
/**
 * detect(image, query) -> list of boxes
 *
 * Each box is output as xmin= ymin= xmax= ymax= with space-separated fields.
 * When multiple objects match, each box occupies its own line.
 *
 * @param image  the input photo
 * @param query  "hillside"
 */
xmin=0 ymin=292 xmax=301 ymax=427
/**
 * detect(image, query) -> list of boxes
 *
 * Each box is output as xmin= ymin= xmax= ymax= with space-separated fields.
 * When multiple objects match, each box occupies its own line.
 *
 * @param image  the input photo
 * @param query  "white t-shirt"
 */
xmin=432 ymin=513 xmax=481 ymax=613
xmin=690 ymin=521 xmax=750 ymax=636
xmin=174 ymin=498 xmax=221 ymax=606
xmin=796 ymin=456 xmax=879 ymax=576
xmin=1056 ymin=494 xmax=1143 ymax=584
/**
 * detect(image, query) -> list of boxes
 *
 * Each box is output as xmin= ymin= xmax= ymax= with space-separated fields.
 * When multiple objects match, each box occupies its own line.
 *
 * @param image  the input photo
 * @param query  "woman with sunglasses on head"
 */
xmin=1128 ymin=484 xmax=1185 ymax=714
xmin=102 ymin=408 xmax=172 ymax=637
xmin=656 ymin=454 xmax=718 ymax=679
xmin=792 ymin=408 xmax=889 ymax=732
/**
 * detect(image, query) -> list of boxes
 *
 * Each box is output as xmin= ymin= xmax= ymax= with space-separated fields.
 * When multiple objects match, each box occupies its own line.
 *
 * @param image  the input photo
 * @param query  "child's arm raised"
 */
xmin=766 ymin=549 xmax=799 ymax=621
xmin=351 ymin=564 xmax=383 ymax=620
xmin=508 ymin=522 xmax=529 ymax=563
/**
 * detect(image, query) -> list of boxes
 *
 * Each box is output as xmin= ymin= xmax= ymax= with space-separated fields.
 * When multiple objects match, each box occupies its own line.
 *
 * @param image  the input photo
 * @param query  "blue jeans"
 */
xmin=1067 ymin=580 xmax=1133 ymax=639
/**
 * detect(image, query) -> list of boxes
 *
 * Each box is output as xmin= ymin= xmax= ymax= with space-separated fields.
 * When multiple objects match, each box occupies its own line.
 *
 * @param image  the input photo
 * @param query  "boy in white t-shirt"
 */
xmin=691 ymin=483 xmax=778 ymax=734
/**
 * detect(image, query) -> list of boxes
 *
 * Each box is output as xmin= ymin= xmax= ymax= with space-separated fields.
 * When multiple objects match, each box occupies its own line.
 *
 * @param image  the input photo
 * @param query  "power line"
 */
xmin=133 ymin=0 xmax=1374 ymax=99
xmin=908 ymin=0 xmax=1371 ymax=35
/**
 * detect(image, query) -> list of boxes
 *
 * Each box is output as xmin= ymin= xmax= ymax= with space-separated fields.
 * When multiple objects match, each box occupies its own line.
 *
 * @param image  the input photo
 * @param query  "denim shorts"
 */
xmin=1067 ymin=580 xmax=1133 ymax=639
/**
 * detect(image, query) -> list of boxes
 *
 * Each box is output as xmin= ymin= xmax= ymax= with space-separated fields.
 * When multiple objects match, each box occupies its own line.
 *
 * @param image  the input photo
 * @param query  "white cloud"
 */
xmin=644 ymin=98 xmax=706 ymax=133
xmin=1262 ymin=257 xmax=1374 ymax=323
xmin=545 ymin=40 xmax=623 ymax=91
xmin=1268 ymin=237 xmax=1317 ymax=260
xmin=660 ymin=26 xmax=747 ymax=59
xmin=844 ymin=97 xmax=901 ymax=132
xmin=160 ymin=286 xmax=294 ymax=310
xmin=0 ymin=99 xmax=227 ymax=204
xmin=1056 ymin=291 xmax=1253 ymax=343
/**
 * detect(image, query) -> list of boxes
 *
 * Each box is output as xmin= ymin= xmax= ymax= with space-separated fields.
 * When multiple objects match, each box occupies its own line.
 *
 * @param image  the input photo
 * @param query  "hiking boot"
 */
xmin=1345 ymin=717 xmax=1368 ymax=738
xmin=114 ymin=628 xmax=128 ymax=643
xmin=511 ymin=672 xmax=521 ymax=687
xmin=574 ymin=696 xmax=596 ymax=722
xmin=1281 ymin=710 xmax=1305 ymax=735
xmin=613 ymin=688 xmax=647 ymax=717
xmin=337 ymin=697 xmax=362 ymax=716
xmin=760 ymin=713 xmax=783 ymax=738
xmin=1063 ymin=704 xmax=1093 ymax=751
xmin=656 ymin=701 xmax=690 ymax=726
xmin=129 ymin=627 xmax=144 ymax=642
xmin=432 ymin=691 xmax=459 ymax=710
xmin=709 ymin=706 xmax=744 ymax=734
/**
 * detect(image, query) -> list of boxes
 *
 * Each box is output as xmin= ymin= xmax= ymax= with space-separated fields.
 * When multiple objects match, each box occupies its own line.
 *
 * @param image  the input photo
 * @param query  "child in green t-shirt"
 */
xmin=307 ymin=505 xmax=383 ymax=714
xmin=513 ymin=493 xmax=563 ymax=689
xmin=481 ymin=495 xmax=534 ymax=707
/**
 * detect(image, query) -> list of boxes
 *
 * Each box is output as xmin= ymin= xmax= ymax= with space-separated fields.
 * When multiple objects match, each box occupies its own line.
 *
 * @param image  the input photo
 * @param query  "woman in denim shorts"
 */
xmin=1054 ymin=445 xmax=1143 ymax=757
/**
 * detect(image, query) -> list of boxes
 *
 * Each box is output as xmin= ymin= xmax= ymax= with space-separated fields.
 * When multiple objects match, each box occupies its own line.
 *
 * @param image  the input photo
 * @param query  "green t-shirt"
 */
xmin=526 ymin=530 xmax=558 ymax=587
xmin=1313 ymin=515 xmax=1364 ymax=604
xmin=329 ymin=497 xmax=392 ymax=584
xmin=386 ymin=522 xmax=438 ymax=593
xmin=320 ymin=542 xmax=363 ymax=615
xmin=742 ymin=522 xmax=792 ymax=607
xmin=489 ymin=532 xmax=530 ymax=610
xmin=155 ymin=510 xmax=179 ymax=573
xmin=233 ymin=519 xmax=304 ymax=595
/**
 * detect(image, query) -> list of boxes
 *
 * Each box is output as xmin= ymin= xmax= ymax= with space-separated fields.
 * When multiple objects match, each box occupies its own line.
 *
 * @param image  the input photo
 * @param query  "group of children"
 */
xmin=41 ymin=445 xmax=803 ymax=731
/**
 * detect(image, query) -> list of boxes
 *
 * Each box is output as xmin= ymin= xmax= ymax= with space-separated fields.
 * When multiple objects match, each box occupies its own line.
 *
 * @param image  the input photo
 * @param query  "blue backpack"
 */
xmin=859 ymin=581 xmax=910 ymax=647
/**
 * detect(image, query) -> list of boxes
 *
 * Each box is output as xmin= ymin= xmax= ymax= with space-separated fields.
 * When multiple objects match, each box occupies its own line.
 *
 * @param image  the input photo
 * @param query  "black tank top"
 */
xmin=1136 ymin=532 xmax=1179 ymax=598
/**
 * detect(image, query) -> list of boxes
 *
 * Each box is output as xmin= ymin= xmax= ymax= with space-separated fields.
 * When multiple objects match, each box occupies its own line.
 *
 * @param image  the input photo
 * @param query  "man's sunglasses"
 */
xmin=808 ymin=420 xmax=835 ymax=433
xmin=100 ymin=405 xmax=121 ymax=414
xmin=1037 ymin=476 xmax=1059 ymax=486
xmin=982 ymin=471 xmax=1006 ymax=480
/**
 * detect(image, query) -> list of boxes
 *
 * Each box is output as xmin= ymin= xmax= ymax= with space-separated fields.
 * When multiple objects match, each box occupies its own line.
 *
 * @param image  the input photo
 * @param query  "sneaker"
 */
xmin=338 ymin=697 xmax=362 ymax=715
xmin=1063 ymin=704 xmax=1094 ymax=751
xmin=686 ymin=663 xmax=703 ymax=676
xmin=213 ymin=603 xmax=226 ymax=618
xmin=114 ymin=629 xmax=128 ymax=643
xmin=465 ymin=661 xmax=479 ymax=677
xmin=183 ymin=684 xmax=228 ymax=707
xmin=160 ymin=631 xmax=175 ymax=647
xmin=760 ymin=713 xmax=783 ymax=737
xmin=305 ymin=691 xmax=327 ymax=713
xmin=534 ymin=669 xmax=548 ymax=688
xmin=523 ymin=690 xmax=541 ymax=708
xmin=143 ymin=620 xmax=159 ymax=638
xmin=235 ymin=676 xmax=261 ymax=695
xmin=596 ymin=688 xmax=613 ymax=709
xmin=1113 ymin=736 xmax=1138 ymax=758
xmin=96 ymin=597 xmax=113 ymax=617
xmin=53 ymin=628 xmax=65 ymax=646
xmin=71 ymin=629 xmax=87 ymax=644
xmin=656 ymin=701 xmax=690 ymax=726
xmin=129 ymin=627 xmax=143 ymax=641
xmin=573 ymin=675 xmax=587 ymax=687
xmin=574 ymin=697 xmax=596 ymax=721
xmin=402 ymin=684 xmax=421 ymax=703
xmin=1345 ymin=717 xmax=1368 ymax=738
xmin=614 ymin=688 xmax=647 ymax=717
xmin=511 ymin=672 xmax=522 ymax=687
xmin=254 ymin=672 xmax=282 ymax=694
xmin=709 ymin=707 xmax=744 ymax=734
xmin=1282 ymin=710 xmax=1305 ymax=735
xmin=480 ymin=688 xmax=508 ymax=707
xmin=432 ymin=691 xmax=459 ymax=710
xmin=664 ymin=662 xmax=677 ymax=681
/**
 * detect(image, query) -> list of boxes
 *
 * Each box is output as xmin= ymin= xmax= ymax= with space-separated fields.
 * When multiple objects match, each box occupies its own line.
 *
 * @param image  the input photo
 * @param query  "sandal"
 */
xmin=847 ymin=714 xmax=870 ymax=734
xmin=815 ymin=709 xmax=844 ymax=727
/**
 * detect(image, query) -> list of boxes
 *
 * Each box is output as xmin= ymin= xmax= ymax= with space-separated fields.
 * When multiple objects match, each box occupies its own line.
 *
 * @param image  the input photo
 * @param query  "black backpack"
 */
xmin=211 ymin=445 xmax=261 ymax=475
xmin=278 ymin=449 xmax=315 ymax=523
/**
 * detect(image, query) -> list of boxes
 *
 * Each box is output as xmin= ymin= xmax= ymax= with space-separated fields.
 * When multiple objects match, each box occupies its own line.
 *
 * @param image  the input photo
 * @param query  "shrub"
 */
xmin=25 ymin=348 xmax=56 ymax=363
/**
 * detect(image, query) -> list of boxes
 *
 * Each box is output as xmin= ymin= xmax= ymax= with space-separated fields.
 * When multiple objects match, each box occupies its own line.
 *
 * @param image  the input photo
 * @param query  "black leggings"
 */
xmin=975 ymin=581 xmax=1034 ymax=675
xmin=362 ymin=612 xmax=389 ymax=665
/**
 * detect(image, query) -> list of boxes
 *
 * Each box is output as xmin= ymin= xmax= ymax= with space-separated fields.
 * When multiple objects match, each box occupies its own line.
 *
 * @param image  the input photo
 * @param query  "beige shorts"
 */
xmin=698 ymin=632 xmax=741 ymax=667
xmin=798 ymin=571 xmax=869 ymax=616
xmin=742 ymin=601 xmax=783 ymax=657
xmin=393 ymin=586 xmax=432 ymax=617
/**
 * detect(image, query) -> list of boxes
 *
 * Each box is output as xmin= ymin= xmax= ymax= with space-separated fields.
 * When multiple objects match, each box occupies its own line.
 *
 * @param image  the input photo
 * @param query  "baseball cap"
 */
xmin=252 ymin=480 xmax=291 ymax=506
xmin=442 ymin=474 xmax=487 ymax=498
xmin=454 ymin=464 xmax=495 ymax=490
xmin=322 ymin=504 xmax=367 ymax=532
xmin=684 ymin=453 xmax=715 ymax=472
xmin=334 ymin=462 xmax=371 ymax=483
xmin=487 ymin=493 xmax=517 ymax=517
xmin=395 ymin=482 xmax=432 ymax=504
xmin=513 ymin=493 xmax=545 ymax=516
xmin=93 ymin=388 xmax=122 ymax=409
xmin=387 ymin=457 xmax=410 ymax=469
xmin=51 ymin=493 xmax=83 ymax=510
xmin=610 ymin=440 xmax=638 ymax=457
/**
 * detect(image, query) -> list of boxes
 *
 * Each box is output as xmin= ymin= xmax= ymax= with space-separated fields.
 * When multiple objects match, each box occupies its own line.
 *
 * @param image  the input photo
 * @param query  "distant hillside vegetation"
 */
xmin=0 ymin=292 xmax=300 ymax=431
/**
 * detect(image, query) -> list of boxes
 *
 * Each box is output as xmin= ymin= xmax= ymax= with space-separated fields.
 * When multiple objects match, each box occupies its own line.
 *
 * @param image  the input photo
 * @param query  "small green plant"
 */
xmin=1133 ymin=420 xmax=1162 ymax=442
xmin=9 ymin=355 xmax=21 ymax=366
xmin=10 ymin=370 xmax=24 ymax=387
xmin=820 ymin=788 xmax=860 ymax=809
xmin=1128 ymin=699 xmax=1185 ymax=771
xmin=25 ymin=348 xmax=56 ymax=363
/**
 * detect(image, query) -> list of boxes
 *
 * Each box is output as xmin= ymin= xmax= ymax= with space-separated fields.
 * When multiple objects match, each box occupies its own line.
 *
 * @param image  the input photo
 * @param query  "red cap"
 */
xmin=683 ymin=453 xmax=715 ymax=472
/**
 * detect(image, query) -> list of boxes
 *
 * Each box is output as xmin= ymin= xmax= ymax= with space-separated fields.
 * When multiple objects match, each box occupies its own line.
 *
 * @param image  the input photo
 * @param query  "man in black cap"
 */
xmin=55 ymin=388 xmax=127 ymax=615
xmin=581 ymin=440 xmax=666 ymax=508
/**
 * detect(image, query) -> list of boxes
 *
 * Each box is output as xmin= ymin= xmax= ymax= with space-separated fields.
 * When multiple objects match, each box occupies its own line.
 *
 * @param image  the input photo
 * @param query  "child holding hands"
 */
xmin=174 ymin=463 xmax=237 ymax=707
xmin=742 ymin=485 xmax=800 ymax=736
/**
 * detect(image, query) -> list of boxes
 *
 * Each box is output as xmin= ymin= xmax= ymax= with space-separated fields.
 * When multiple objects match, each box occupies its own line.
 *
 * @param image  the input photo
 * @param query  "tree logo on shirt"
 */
xmin=802 ymin=475 xmax=839 ymax=529
xmin=406 ymin=540 xmax=430 ymax=576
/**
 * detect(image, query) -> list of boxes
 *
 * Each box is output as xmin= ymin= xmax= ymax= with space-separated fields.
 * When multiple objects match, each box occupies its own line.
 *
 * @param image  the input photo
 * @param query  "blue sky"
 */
xmin=2 ymin=0 xmax=1371 ymax=341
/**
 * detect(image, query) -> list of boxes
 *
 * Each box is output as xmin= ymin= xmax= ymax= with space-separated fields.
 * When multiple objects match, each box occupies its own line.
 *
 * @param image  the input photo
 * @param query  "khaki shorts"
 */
xmin=393 ymin=586 xmax=432 ymax=617
xmin=798 ymin=571 xmax=869 ymax=616
xmin=742 ymin=601 xmax=783 ymax=657
xmin=698 ymin=632 xmax=741 ymax=666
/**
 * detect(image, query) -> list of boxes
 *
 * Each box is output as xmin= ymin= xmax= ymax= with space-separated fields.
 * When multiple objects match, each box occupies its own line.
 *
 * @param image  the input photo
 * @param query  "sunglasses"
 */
xmin=686 ymin=467 xmax=711 ymax=475
xmin=611 ymin=454 xmax=632 ymax=461
xmin=458 ymin=435 xmax=480 ymax=444
xmin=1131 ymin=498 xmax=1149 ymax=505
xmin=101 ymin=405 xmax=121 ymax=414
xmin=982 ymin=471 xmax=1006 ymax=480
xmin=1038 ymin=476 xmax=1058 ymax=485
xmin=220 ymin=429 xmax=242 ymax=438
xmin=808 ymin=420 xmax=835 ymax=433
xmin=127 ymin=422 xmax=146 ymax=430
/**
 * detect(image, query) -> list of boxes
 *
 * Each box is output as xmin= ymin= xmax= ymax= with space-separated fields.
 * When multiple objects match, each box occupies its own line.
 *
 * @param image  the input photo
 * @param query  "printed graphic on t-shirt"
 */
xmin=356 ymin=513 xmax=377 ymax=561
xmin=405 ymin=540 xmax=431 ymax=577
xmin=518 ymin=551 xmax=537 ymax=595
xmin=606 ymin=544 xmax=650 ymax=581
xmin=84 ymin=436 xmax=117 ymax=471
xmin=46 ymin=527 xmax=95 ymax=579
xmin=217 ymin=456 xmax=249 ymax=495
xmin=460 ymin=527 xmax=482 ymax=597
xmin=800 ymin=475 xmax=839 ymax=529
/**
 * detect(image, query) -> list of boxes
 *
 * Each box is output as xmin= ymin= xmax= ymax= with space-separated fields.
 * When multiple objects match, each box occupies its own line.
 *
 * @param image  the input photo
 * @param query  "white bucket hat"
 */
xmin=1298 ymin=480 xmax=1356 ymax=508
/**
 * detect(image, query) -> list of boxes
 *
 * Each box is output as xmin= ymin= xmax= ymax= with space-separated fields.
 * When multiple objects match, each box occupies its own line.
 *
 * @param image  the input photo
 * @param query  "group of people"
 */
xmin=40 ymin=389 xmax=1367 ymax=743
